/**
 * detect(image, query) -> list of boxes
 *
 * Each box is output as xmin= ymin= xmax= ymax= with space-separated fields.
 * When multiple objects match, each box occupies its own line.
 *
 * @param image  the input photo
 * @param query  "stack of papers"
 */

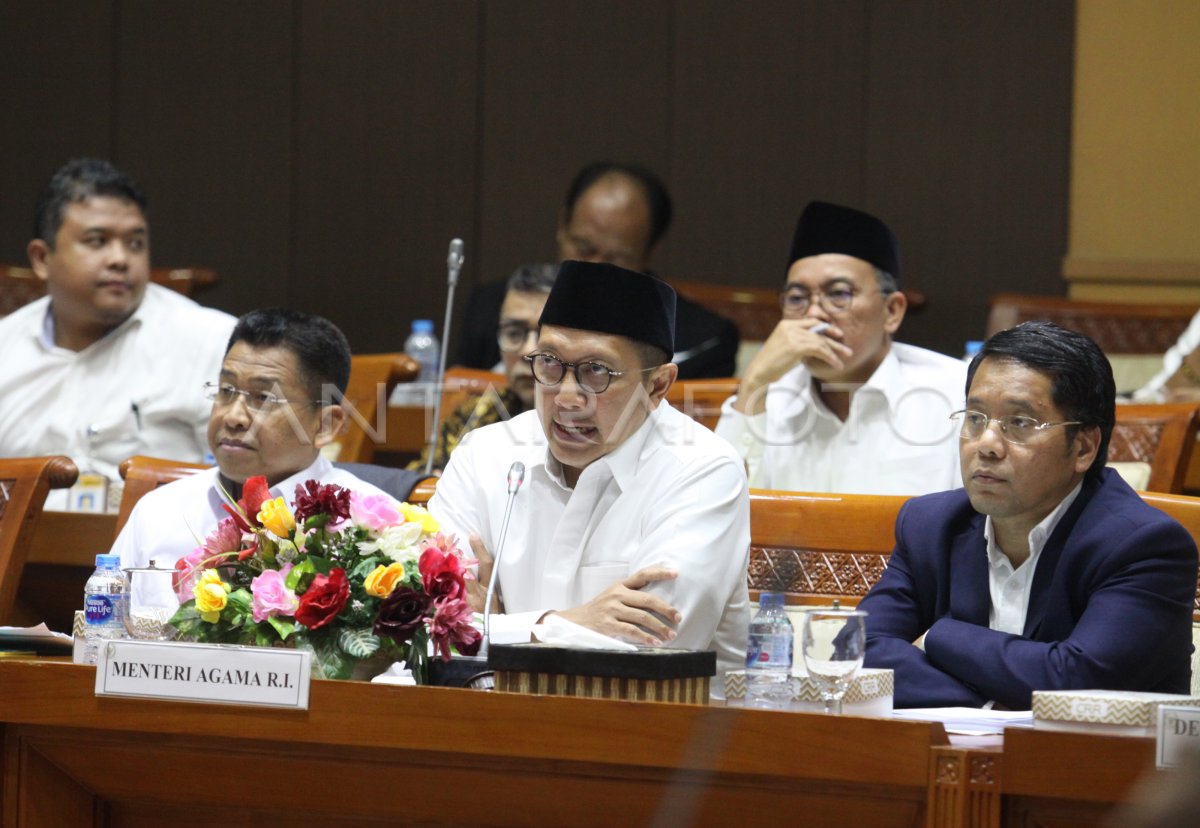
xmin=892 ymin=706 xmax=1034 ymax=735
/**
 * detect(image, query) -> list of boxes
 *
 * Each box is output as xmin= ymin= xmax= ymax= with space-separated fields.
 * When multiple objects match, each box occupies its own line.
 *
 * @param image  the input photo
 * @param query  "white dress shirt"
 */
xmin=429 ymin=403 xmax=752 ymax=693
xmin=0 ymin=284 xmax=236 ymax=507
xmin=714 ymin=343 xmax=967 ymax=494
xmin=1133 ymin=310 xmax=1200 ymax=401
xmin=112 ymin=455 xmax=396 ymax=607
xmin=984 ymin=482 xmax=1082 ymax=635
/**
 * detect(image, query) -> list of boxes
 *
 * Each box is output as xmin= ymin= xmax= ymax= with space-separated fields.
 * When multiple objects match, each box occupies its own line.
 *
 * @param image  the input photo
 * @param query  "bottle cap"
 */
xmin=412 ymin=319 xmax=435 ymax=334
xmin=95 ymin=553 xmax=120 ymax=568
xmin=759 ymin=592 xmax=785 ymax=608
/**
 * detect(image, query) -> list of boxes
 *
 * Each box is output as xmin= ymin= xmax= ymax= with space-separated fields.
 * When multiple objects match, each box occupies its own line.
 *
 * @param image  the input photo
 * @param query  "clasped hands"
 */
xmin=466 ymin=534 xmax=681 ymax=647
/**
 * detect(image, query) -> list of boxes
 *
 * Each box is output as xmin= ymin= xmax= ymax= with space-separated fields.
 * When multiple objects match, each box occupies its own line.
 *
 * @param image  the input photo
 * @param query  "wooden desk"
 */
xmin=0 ymin=659 xmax=960 ymax=827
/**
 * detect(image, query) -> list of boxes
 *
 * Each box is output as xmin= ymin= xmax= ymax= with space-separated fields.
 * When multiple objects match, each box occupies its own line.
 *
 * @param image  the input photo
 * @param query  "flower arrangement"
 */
xmin=168 ymin=476 xmax=481 ymax=683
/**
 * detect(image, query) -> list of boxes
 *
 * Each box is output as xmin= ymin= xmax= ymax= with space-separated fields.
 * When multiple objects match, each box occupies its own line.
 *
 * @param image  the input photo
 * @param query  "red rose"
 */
xmin=418 ymin=546 xmax=465 ymax=603
xmin=295 ymin=568 xmax=350 ymax=630
xmin=373 ymin=587 xmax=433 ymax=646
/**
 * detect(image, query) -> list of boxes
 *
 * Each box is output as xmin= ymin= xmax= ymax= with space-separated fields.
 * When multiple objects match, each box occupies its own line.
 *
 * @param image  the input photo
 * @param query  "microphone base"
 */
xmin=428 ymin=654 xmax=493 ymax=690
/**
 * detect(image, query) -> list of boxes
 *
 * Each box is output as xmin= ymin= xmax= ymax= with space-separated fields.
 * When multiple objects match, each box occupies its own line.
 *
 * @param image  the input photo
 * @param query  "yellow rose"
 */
xmin=398 ymin=502 xmax=440 ymax=535
xmin=194 ymin=569 xmax=231 ymax=623
xmin=363 ymin=562 xmax=407 ymax=598
xmin=258 ymin=496 xmax=296 ymax=537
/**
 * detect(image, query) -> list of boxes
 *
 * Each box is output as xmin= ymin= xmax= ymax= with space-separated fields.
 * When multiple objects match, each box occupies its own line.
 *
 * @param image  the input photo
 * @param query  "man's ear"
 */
xmin=1072 ymin=424 xmax=1102 ymax=474
xmin=882 ymin=290 xmax=907 ymax=335
xmin=647 ymin=362 xmax=678 ymax=405
xmin=313 ymin=404 xmax=348 ymax=450
xmin=27 ymin=239 xmax=51 ymax=281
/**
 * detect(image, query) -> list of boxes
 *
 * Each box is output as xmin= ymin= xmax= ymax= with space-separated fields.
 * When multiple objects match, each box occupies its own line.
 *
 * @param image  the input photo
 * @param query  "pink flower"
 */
xmin=203 ymin=517 xmax=244 ymax=555
xmin=173 ymin=547 xmax=214 ymax=603
xmin=429 ymin=597 xmax=481 ymax=660
xmin=251 ymin=565 xmax=298 ymax=623
xmin=349 ymin=492 xmax=402 ymax=534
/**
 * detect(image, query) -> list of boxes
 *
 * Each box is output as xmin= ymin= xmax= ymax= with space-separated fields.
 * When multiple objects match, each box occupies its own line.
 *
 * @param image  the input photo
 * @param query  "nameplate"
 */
xmin=1156 ymin=705 xmax=1200 ymax=768
xmin=95 ymin=639 xmax=311 ymax=710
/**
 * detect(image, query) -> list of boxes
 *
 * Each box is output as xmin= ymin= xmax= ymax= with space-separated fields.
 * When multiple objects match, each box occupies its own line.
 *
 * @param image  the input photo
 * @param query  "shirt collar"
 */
xmin=984 ymin=479 xmax=1084 ymax=571
xmin=39 ymin=286 xmax=149 ymax=352
xmin=789 ymin=345 xmax=902 ymax=420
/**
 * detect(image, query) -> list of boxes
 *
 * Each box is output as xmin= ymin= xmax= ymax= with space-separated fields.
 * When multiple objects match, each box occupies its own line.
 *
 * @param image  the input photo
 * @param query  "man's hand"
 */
xmin=554 ymin=566 xmax=681 ymax=646
xmin=734 ymin=319 xmax=852 ymax=415
xmin=465 ymin=534 xmax=501 ymax=614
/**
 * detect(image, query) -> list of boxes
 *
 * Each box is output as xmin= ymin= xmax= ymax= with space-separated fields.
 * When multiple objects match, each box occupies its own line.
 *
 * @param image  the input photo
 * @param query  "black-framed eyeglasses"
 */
xmin=779 ymin=285 xmax=889 ymax=315
xmin=524 ymin=353 xmax=657 ymax=394
xmin=203 ymin=382 xmax=321 ymax=414
xmin=950 ymin=409 xmax=1082 ymax=445
xmin=497 ymin=321 xmax=538 ymax=353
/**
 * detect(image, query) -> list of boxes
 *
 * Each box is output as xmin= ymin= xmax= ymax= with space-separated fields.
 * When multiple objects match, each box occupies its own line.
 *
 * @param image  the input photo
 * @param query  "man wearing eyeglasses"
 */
xmin=407 ymin=263 xmax=555 ymax=473
xmin=715 ymin=201 xmax=966 ymax=494
xmin=113 ymin=308 xmax=400 ymax=593
xmin=859 ymin=322 xmax=1197 ymax=709
xmin=430 ymin=261 xmax=751 ymax=694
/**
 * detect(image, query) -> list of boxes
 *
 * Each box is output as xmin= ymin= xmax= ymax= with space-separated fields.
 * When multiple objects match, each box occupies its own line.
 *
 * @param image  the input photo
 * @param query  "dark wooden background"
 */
xmin=0 ymin=0 xmax=1074 ymax=360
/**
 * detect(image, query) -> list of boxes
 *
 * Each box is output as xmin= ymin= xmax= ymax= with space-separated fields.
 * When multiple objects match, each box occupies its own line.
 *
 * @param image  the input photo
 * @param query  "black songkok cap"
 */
xmin=788 ymin=201 xmax=901 ymax=284
xmin=538 ymin=260 xmax=676 ymax=356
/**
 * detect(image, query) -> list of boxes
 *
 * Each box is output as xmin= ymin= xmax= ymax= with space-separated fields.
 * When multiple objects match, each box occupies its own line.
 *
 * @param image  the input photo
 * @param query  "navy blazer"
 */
xmin=859 ymin=468 xmax=1197 ymax=709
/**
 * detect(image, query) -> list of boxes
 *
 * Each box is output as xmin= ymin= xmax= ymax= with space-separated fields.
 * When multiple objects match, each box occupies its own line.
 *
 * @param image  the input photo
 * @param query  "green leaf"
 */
xmin=267 ymin=615 xmax=295 ymax=641
xmin=338 ymin=628 xmax=382 ymax=659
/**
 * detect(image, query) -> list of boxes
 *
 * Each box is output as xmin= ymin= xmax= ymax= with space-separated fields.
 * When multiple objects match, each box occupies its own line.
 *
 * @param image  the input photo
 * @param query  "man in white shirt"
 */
xmin=113 ymin=309 xmax=396 ymax=595
xmin=0 ymin=158 xmax=235 ymax=509
xmin=859 ymin=322 xmax=1197 ymax=709
xmin=715 ymin=201 xmax=965 ymax=494
xmin=430 ymin=261 xmax=751 ymax=688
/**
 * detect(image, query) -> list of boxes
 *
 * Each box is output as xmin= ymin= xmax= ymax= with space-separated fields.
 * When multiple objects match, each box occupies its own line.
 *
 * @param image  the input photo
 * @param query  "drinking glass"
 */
xmin=800 ymin=607 xmax=867 ymax=714
xmin=124 ymin=563 xmax=179 ymax=640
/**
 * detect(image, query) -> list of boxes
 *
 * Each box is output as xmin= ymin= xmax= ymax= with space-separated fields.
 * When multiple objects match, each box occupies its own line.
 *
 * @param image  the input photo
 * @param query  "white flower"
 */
xmin=357 ymin=522 xmax=424 ymax=563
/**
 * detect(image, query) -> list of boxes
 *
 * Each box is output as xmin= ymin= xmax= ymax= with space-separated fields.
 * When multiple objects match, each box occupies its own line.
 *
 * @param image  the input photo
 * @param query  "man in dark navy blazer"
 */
xmin=860 ymin=321 xmax=1198 ymax=710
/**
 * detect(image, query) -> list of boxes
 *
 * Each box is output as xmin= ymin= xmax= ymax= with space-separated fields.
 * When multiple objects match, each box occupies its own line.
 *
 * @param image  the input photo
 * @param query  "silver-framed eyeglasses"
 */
xmin=497 ymin=321 xmax=537 ymax=353
xmin=950 ymin=409 xmax=1082 ymax=445
xmin=203 ymin=382 xmax=321 ymax=414
xmin=524 ymin=353 xmax=656 ymax=394
xmin=779 ymin=284 xmax=889 ymax=315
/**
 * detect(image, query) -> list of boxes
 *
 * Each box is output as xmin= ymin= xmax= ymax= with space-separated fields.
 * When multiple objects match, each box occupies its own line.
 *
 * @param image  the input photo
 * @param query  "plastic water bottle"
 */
xmin=393 ymin=319 xmax=440 ymax=405
xmin=83 ymin=554 xmax=128 ymax=665
xmin=745 ymin=592 xmax=793 ymax=709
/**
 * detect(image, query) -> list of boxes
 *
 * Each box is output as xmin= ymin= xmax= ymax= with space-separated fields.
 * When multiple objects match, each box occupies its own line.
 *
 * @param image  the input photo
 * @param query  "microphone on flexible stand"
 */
xmin=423 ymin=238 xmax=465 ymax=476
xmin=480 ymin=461 xmax=525 ymax=659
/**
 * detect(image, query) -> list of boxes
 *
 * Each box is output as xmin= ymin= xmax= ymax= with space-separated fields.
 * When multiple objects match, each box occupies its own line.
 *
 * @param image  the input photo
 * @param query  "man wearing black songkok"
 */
xmin=430 ymin=261 xmax=751 ymax=697
xmin=715 ymin=201 xmax=966 ymax=495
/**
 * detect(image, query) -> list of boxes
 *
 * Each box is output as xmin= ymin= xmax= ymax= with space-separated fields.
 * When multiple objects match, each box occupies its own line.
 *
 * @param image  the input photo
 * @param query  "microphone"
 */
xmin=424 ymin=238 xmax=466 ymax=476
xmin=481 ymin=461 xmax=525 ymax=658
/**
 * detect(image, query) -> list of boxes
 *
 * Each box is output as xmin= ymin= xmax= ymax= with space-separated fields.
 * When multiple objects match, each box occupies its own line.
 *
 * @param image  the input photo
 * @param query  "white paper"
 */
xmin=531 ymin=614 xmax=638 ymax=651
xmin=891 ymin=706 xmax=1034 ymax=735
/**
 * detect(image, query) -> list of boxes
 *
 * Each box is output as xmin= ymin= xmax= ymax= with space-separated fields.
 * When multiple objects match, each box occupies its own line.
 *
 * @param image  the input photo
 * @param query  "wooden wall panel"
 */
xmin=864 ymin=0 xmax=1075 ymax=354
xmin=474 ymin=0 xmax=672 ymax=288
xmin=670 ymin=1 xmax=869 ymax=288
xmin=292 ymin=0 xmax=480 ymax=355
xmin=113 ymin=0 xmax=294 ymax=317
xmin=0 ymin=1 xmax=115 ymax=263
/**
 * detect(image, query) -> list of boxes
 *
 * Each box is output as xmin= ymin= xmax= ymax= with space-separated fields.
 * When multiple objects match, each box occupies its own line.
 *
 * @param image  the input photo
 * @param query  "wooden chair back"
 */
xmin=0 ymin=456 xmax=78 ymax=623
xmin=986 ymin=293 xmax=1195 ymax=353
xmin=1109 ymin=403 xmax=1200 ymax=493
xmin=665 ymin=378 xmax=738 ymax=430
xmin=1137 ymin=491 xmax=1200 ymax=622
xmin=409 ymin=477 xmax=437 ymax=505
xmin=673 ymin=280 xmax=928 ymax=343
xmin=334 ymin=353 xmax=420 ymax=463
xmin=1 ymin=264 xmax=218 ymax=315
xmin=748 ymin=489 xmax=908 ymax=607
xmin=115 ymin=456 xmax=208 ymax=536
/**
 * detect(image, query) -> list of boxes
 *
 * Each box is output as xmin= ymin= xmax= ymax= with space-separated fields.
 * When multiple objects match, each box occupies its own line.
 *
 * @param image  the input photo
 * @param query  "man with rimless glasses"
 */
xmin=715 ymin=201 xmax=966 ymax=494
xmin=430 ymin=261 xmax=751 ymax=695
xmin=113 ymin=308 xmax=397 ymax=596
xmin=859 ymin=322 xmax=1197 ymax=709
